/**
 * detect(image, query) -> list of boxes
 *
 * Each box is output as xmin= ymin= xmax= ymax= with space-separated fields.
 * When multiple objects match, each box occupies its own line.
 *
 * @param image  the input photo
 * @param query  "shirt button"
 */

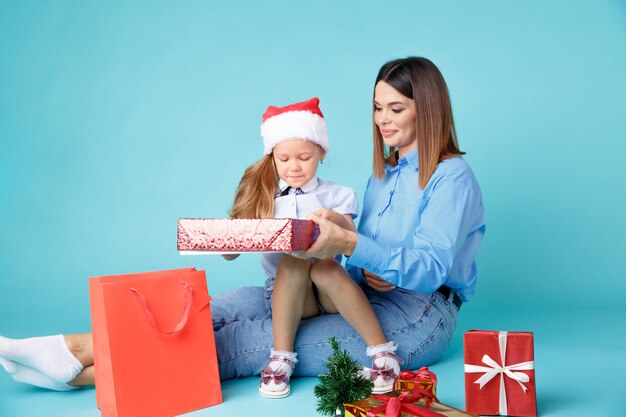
xmin=374 ymin=268 xmax=380 ymax=273
xmin=365 ymin=264 xmax=371 ymax=269
xmin=377 ymin=212 xmax=382 ymax=216
xmin=389 ymin=191 xmax=394 ymax=196
xmin=290 ymin=203 xmax=294 ymax=207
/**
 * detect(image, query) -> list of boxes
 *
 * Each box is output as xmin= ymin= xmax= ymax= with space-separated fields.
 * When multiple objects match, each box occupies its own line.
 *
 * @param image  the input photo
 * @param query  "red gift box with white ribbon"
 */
xmin=464 ymin=330 xmax=537 ymax=417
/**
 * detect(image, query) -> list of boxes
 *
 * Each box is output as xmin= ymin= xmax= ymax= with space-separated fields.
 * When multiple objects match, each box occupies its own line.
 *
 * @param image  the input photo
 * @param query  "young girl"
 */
xmin=226 ymin=97 xmax=402 ymax=398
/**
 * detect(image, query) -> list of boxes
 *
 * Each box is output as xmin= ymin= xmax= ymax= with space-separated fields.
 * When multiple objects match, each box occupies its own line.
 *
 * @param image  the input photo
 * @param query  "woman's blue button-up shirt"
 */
xmin=346 ymin=149 xmax=486 ymax=302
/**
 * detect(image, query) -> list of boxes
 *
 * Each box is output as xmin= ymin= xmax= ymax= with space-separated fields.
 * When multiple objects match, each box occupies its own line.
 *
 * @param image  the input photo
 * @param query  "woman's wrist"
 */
xmin=342 ymin=229 xmax=358 ymax=257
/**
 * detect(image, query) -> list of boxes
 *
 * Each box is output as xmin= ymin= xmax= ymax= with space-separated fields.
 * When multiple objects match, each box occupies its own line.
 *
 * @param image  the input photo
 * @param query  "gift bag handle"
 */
xmin=129 ymin=281 xmax=194 ymax=334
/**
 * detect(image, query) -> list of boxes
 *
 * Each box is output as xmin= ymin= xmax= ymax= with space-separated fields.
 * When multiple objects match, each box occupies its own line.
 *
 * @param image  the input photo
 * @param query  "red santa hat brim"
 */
xmin=260 ymin=97 xmax=329 ymax=155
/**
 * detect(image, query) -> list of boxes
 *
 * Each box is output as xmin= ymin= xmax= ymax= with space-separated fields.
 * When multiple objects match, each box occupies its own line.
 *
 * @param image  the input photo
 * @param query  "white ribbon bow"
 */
xmin=464 ymin=331 xmax=534 ymax=415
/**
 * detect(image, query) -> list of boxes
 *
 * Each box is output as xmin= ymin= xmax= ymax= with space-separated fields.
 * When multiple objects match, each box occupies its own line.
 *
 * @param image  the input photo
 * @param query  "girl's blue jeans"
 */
xmin=211 ymin=285 xmax=459 ymax=380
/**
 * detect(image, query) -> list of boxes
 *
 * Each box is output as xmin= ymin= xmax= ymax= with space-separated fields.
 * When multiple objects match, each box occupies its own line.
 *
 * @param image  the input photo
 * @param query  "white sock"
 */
xmin=0 ymin=356 xmax=78 ymax=391
xmin=0 ymin=335 xmax=83 ymax=383
xmin=366 ymin=341 xmax=398 ymax=357
xmin=267 ymin=349 xmax=297 ymax=374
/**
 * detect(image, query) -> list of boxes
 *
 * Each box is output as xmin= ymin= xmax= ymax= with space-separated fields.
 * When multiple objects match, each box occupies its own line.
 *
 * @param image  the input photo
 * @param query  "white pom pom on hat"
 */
xmin=260 ymin=97 xmax=329 ymax=155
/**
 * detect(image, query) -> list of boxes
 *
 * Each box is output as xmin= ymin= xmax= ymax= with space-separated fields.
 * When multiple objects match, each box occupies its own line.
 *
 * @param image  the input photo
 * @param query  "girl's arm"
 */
xmin=296 ymin=187 xmax=359 ymax=259
xmin=342 ymin=214 xmax=357 ymax=232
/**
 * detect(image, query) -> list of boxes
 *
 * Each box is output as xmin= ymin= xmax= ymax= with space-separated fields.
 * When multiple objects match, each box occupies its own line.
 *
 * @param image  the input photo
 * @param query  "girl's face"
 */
xmin=374 ymin=81 xmax=417 ymax=157
xmin=272 ymin=139 xmax=325 ymax=188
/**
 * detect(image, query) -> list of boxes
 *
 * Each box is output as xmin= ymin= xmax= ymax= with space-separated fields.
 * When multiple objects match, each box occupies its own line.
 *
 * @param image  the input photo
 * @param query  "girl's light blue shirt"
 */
xmin=346 ymin=149 xmax=486 ymax=302
xmin=261 ymin=177 xmax=359 ymax=279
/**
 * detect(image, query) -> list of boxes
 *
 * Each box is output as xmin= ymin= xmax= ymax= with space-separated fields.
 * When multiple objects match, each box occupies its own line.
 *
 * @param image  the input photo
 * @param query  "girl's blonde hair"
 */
xmin=373 ymin=57 xmax=464 ymax=189
xmin=229 ymin=154 xmax=278 ymax=219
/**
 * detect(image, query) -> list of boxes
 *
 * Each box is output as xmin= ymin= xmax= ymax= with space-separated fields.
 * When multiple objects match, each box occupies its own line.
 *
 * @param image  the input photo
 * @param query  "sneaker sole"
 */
xmin=259 ymin=385 xmax=291 ymax=399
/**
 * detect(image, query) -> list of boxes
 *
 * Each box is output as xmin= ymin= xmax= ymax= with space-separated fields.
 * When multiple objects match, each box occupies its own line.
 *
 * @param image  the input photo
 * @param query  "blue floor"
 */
xmin=1 ymin=307 xmax=623 ymax=416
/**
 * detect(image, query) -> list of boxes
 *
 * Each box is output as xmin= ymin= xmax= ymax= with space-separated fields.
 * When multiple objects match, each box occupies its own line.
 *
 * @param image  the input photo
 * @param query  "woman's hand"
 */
xmin=221 ymin=253 xmax=240 ymax=261
xmin=312 ymin=208 xmax=356 ymax=231
xmin=292 ymin=212 xmax=358 ymax=260
xmin=362 ymin=269 xmax=396 ymax=292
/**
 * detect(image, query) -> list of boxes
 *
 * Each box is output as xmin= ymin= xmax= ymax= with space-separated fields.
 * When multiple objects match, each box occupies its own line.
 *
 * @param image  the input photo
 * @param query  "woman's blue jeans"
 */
xmin=211 ymin=285 xmax=459 ymax=380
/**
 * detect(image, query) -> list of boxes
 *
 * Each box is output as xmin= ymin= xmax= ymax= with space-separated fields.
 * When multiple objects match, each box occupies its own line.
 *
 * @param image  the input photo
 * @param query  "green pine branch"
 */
xmin=314 ymin=337 xmax=374 ymax=417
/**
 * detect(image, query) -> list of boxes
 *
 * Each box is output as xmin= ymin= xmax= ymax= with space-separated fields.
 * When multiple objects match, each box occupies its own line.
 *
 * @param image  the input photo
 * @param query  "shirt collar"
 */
xmin=277 ymin=177 xmax=319 ymax=194
xmin=385 ymin=148 xmax=419 ymax=172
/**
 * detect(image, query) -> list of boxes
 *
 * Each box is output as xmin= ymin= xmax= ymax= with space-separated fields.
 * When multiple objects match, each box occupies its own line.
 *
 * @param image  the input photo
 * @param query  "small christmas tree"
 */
xmin=314 ymin=337 xmax=374 ymax=417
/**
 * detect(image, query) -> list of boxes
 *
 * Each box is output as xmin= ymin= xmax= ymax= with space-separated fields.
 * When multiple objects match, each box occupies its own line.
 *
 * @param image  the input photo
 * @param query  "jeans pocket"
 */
xmin=432 ymin=293 xmax=458 ymax=337
xmin=406 ymin=318 xmax=454 ymax=368
xmin=440 ymin=314 xmax=455 ymax=344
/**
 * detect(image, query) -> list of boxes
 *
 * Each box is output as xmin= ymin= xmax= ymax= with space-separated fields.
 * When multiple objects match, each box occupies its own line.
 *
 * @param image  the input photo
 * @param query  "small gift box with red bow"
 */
xmin=394 ymin=367 xmax=437 ymax=397
xmin=464 ymin=330 xmax=537 ymax=417
xmin=177 ymin=218 xmax=319 ymax=253
xmin=344 ymin=388 xmax=478 ymax=417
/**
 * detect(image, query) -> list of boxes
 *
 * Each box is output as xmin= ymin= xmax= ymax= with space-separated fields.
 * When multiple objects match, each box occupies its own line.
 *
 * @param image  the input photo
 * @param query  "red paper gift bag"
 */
xmin=464 ymin=330 xmax=537 ymax=417
xmin=89 ymin=268 xmax=222 ymax=417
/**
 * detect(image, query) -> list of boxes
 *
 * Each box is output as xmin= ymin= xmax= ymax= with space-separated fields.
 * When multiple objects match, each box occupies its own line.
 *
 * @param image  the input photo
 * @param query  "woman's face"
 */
xmin=374 ymin=81 xmax=417 ymax=157
xmin=272 ymin=139 xmax=324 ymax=188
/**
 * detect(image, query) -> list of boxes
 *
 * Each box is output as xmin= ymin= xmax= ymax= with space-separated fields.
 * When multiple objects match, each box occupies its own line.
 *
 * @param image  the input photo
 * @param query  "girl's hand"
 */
xmin=362 ymin=269 xmax=395 ymax=292
xmin=221 ymin=253 xmax=240 ymax=261
xmin=293 ymin=213 xmax=358 ymax=260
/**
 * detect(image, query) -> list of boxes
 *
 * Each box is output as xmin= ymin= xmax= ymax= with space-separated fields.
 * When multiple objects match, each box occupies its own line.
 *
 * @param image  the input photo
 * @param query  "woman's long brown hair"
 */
xmin=229 ymin=154 xmax=278 ymax=219
xmin=373 ymin=57 xmax=464 ymax=189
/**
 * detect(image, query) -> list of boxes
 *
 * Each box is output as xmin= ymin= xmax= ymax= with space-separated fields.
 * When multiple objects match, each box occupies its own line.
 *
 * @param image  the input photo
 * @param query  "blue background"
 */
xmin=1 ymin=1 xmax=625 ymax=416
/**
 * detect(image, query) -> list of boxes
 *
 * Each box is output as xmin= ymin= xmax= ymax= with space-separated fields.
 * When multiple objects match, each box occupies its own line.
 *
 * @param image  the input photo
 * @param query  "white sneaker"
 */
xmin=369 ymin=351 xmax=403 ymax=394
xmin=258 ymin=354 xmax=296 ymax=399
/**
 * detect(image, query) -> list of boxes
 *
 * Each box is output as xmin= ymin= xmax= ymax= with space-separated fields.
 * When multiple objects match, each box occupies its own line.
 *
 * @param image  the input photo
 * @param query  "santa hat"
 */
xmin=260 ymin=97 xmax=329 ymax=155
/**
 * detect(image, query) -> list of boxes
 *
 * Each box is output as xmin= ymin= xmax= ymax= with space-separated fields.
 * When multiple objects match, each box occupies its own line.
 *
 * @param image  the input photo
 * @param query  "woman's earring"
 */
xmin=320 ymin=160 xmax=324 ymax=165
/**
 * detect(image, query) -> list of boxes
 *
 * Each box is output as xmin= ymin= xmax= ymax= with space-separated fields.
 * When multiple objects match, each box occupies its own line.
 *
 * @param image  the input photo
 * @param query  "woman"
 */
xmin=0 ymin=56 xmax=485 ymax=390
